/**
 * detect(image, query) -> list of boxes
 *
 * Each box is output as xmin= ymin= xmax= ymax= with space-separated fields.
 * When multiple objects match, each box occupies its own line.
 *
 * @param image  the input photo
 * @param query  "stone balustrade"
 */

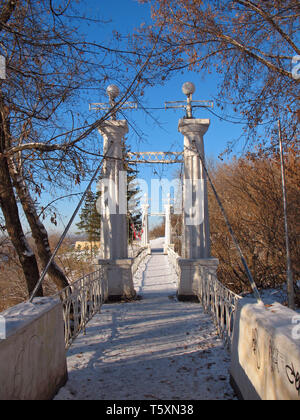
xmin=0 ymin=297 xmax=67 ymax=400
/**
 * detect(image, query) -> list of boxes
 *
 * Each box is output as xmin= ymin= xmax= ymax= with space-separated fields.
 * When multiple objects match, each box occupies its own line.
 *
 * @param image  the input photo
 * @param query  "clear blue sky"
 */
xmin=42 ymin=0 xmax=248 ymax=234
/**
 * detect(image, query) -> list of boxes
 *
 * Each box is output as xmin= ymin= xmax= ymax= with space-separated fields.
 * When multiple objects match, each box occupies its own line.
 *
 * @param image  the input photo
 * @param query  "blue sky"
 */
xmin=42 ymin=0 xmax=248 ymax=234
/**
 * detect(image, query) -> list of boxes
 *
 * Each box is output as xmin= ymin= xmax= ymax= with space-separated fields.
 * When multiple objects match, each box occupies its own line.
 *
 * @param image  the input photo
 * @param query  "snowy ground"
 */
xmin=55 ymin=239 xmax=236 ymax=401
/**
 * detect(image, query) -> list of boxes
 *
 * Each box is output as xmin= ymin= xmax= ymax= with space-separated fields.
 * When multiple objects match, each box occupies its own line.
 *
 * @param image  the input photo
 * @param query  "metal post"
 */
xmin=278 ymin=120 xmax=294 ymax=310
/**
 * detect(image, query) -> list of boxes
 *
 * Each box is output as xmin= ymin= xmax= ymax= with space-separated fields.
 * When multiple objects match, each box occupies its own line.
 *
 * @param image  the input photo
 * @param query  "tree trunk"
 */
xmin=0 ymin=107 xmax=42 ymax=297
xmin=8 ymin=157 xmax=69 ymax=291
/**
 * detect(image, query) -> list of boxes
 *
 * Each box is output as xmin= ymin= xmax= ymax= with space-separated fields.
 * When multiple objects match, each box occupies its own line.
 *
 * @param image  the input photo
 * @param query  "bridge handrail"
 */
xmin=197 ymin=266 xmax=241 ymax=348
xmin=54 ymin=268 xmax=106 ymax=349
xmin=167 ymin=246 xmax=181 ymax=279
xmin=132 ymin=246 xmax=151 ymax=277
xmin=166 ymin=246 xmax=241 ymax=348
xmin=128 ymin=242 xmax=143 ymax=259
xmin=55 ymin=247 xmax=150 ymax=349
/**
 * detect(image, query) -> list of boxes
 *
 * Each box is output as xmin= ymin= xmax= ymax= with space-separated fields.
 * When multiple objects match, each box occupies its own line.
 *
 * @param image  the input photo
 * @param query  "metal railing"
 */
xmin=56 ymin=268 xmax=107 ymax=349
xmin=56 ymin=247 xmax=151 ymax=349
xmin=132 ymin=246 xmax=151 ymax=277
xmin=167 ymin=246 xmax=181 ymax=280
xmin=166 ymin=246 xmax=241 ymax=349
xmin=197 ymin=265 xmax=241 ymax=349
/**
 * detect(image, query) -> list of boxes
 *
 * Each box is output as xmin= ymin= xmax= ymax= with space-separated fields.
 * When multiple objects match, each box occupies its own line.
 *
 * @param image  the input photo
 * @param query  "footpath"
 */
xmin=55 ymin=239 xmax=236 ymax=400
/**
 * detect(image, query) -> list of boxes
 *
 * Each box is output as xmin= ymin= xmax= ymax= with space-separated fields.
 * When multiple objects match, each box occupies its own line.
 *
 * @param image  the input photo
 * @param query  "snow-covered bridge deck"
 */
xmin=55 ymin=239 xmax=236 ymax=400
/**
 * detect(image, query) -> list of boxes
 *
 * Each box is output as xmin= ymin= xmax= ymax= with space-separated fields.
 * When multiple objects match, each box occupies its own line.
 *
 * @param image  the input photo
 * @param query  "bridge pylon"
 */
xmin=163 ymin=193 xmax=173 ymax=254
xmin=95 ymin=86 xmax=136 ymax=300
xmin=141 ymin=194 xmax=150 ymax=247
xmin=176 ymin=83 xmax=219 ymax=300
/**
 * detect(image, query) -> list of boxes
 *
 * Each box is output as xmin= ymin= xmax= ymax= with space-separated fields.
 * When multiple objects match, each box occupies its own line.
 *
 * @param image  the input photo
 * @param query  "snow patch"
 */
xmin=55 ymin=252 xmax=235 ymax=400
xmin=23 ymin=250 xmax=34 ymax=257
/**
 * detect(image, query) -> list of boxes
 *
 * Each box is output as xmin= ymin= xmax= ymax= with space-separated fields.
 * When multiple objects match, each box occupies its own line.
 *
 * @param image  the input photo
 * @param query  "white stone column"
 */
xmin=98 ymin=120 xmax=128 ymax=260
xmin=97 ymin=120 xmax=135 ymax=301
xmin=179 ymin=118 xmax=211 ymax=260
xmin=141 ymin=194 xmax=149 ymax=247
xmin=177 ymin=118 xmax=218 ymax=300
xmin=164 ymin=193 xmax=172 ymax=250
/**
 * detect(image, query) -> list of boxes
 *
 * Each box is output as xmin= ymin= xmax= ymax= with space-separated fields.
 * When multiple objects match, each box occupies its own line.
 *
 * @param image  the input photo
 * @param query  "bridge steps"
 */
xmin=55 ymin=246 xmax=235 ymax=400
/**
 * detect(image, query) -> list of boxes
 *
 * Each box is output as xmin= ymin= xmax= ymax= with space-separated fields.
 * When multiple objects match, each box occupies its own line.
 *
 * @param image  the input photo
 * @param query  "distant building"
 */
xmin=75 ymin=241 xmax=100 ymax=251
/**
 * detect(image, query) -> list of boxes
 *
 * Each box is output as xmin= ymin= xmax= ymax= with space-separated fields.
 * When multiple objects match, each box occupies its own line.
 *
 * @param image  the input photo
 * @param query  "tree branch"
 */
xmin=235 ymin=0 xmax=300 ymax=55
xmin=0 ymin=0 xmax=18 ymax=27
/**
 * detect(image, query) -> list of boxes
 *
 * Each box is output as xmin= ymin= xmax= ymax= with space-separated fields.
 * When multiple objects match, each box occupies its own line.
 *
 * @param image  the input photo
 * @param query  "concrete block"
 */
xmin=0 ymin=297 xmax=67 ymax=400
xmin=177 ymin=258 xmax=218 ymax=300
xmin=230 ymin=298 xmax=300 ymax=400
xmin=98 ymin=258 xmax=136 ymax=301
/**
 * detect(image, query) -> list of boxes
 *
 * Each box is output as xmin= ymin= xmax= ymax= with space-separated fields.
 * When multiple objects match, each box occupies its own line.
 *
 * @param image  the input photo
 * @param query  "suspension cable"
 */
xmin=28 ymin=146 xmax=110 ymax=303
xmin=193 ymin=140 xmax=262 ymax=303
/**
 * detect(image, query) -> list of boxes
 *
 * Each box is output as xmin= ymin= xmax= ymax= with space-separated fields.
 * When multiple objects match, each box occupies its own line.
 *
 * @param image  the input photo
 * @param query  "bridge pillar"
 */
xmin=179 ymin=118 xmax=211 ymax=259
xmin=164 ymin=193 xmax=173 ymax=253
xmin=141 ymin=194 xmax=150 ymax=247
xmin=177 ymin=118 xmax=218 ymax=300
xmin=97 ymin=120 xmax=135 ymax=300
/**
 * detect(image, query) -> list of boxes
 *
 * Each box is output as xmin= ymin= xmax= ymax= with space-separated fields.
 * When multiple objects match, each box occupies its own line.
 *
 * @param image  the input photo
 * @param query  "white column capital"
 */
xmin=98 ymin=120 xmax=129 ymax=140
xmin=178 ymin=118 xmax=210 ymax=137
xmin=179 ymin=118 xmax=210 ymax=157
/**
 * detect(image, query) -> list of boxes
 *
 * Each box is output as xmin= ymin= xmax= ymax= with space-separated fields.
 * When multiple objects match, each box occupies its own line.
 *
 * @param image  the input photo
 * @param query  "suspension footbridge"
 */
xmin=0 ymin=83 xmax=299 ymax=401
xmin=55 ymin=239 xmax=235 ymax=401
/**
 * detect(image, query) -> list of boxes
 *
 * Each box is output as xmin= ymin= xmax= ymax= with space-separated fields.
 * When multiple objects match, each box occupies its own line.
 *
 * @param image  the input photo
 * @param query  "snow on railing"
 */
xmin=166 ymin=246 xmax=241 ymax=349
xmin=55 ymin=269 xmax=107 ymax=349
xmin=197 ymin=266 xmax=241 ymax=348
xmin=167 ymin=247 xmax=181 ymax=279
xmin=132 ymin=246 xmax=151 ymax=277
xmin=128 ymin=242 xmax=143 ymax=259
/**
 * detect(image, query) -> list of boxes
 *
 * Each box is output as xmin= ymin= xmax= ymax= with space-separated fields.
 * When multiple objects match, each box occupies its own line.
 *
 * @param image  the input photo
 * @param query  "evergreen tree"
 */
xmin=127 ymin=165 xmax=142 ymax=243
xmin=76 ymin=190 xmax=101 ymax=256
xmin=77 ymin=141 xmax=142 ymax=249
xmin=123 ymin=141 xmax=142 ymax=243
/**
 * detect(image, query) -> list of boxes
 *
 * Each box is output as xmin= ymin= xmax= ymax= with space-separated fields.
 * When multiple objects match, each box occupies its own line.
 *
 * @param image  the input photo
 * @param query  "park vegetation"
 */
xmin=149 ymin=146 xmax=299 ymax=304
xmin=0 ymin=0 xmax=299 ymax=309
xmin=0 ymin=0 xmax=150 ymax=301
xmin=209 ymin=147 xmax=299 ymax=301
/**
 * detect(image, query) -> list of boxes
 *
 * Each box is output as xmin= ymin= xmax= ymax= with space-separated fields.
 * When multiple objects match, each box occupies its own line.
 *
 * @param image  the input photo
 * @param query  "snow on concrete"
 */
xmin=55 ymin=240 xmax=236 ymax=400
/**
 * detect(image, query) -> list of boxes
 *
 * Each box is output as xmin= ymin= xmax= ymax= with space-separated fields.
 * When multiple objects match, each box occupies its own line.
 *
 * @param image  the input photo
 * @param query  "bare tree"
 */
xmin=135 ymin=0 xmax=299 ymax=149
xmin=8 ymin=156 xmax=69 ymax=290
xmin=0 ymin=93 xmax=42 ymax=296
xmin=0 ymin=0 xmax=160 ymax=299
xmin=209 ymin=150 xmax=299 ymax=300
